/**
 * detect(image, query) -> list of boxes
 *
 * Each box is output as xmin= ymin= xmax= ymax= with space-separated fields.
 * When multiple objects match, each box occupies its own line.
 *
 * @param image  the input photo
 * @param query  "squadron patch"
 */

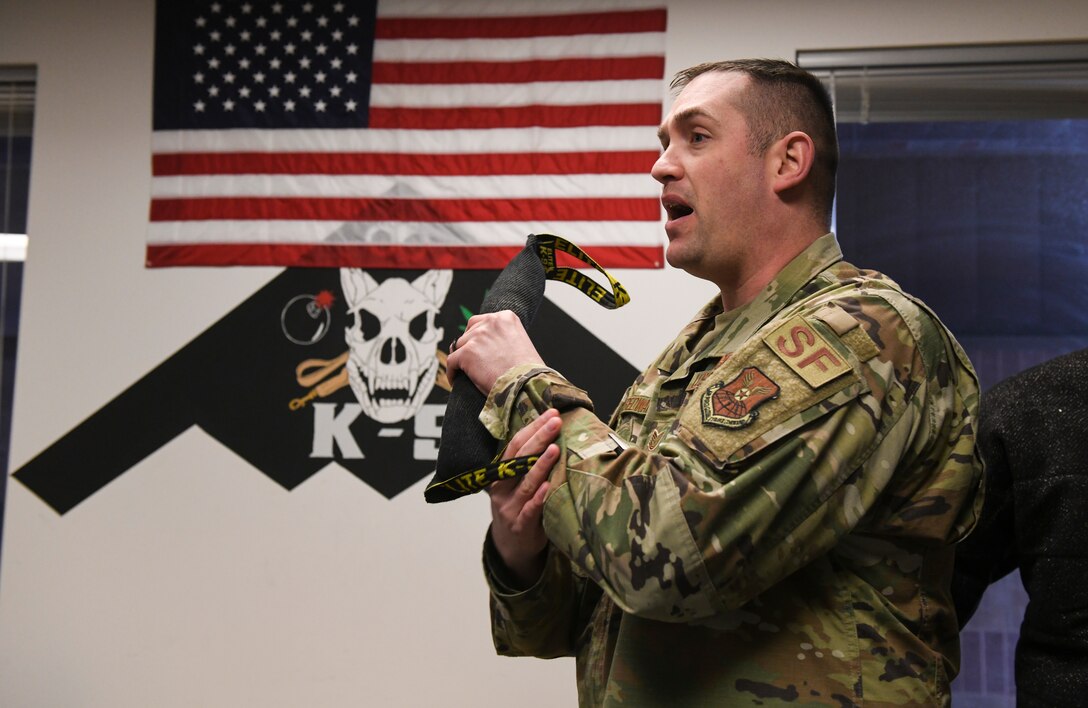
xmin=701 ymin=367 xmax=780 ymax=429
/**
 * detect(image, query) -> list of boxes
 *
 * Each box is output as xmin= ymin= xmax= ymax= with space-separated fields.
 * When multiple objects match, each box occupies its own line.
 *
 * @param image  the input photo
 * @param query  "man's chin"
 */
xmin=664 ymin=242 xmax=694 ymax=270
xmin=666 ymin=245 xmax=719 ymax=285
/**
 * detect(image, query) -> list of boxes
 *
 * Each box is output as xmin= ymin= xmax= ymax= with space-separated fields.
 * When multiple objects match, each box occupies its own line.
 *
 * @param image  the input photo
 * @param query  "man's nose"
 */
xmin=651 ymin=146 xmax=679 ymax=184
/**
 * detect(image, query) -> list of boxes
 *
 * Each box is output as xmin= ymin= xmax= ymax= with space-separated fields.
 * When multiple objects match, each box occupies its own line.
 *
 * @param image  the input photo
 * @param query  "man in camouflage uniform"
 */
xmin=446 ymin=59 xmax=983 ymax=706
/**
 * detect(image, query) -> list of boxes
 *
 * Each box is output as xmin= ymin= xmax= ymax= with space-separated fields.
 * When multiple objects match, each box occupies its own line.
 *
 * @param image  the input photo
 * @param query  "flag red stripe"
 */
xmin=150 ymin=197 xmax=660 ymax=222
xmin=368 ymin=104 xmax=661 ymax=130
xmin=375 ymin=9 xmax=667 ymax=39
xmin=371 ymin=57 xmax=665 ymax=84
xmin=152 ymin=150 xmax=659 ymax=176
xmin=146 ymin=243 xmax=664 ymax=269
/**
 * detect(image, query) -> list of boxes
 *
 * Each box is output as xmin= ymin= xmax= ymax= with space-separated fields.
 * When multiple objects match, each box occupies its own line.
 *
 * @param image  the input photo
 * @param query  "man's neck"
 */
xmin=716 ymin=228 xmax=824 ymax=312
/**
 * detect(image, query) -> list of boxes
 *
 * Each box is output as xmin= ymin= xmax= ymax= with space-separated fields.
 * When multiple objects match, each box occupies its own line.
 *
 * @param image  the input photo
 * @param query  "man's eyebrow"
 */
xmin=657 ymin=106 xmax=720 ymax=144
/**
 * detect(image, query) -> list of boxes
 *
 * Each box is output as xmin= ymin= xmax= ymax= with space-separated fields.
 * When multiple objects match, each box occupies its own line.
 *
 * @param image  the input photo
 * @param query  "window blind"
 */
xmin=797 ymin=42 xmax=1088 ymax=123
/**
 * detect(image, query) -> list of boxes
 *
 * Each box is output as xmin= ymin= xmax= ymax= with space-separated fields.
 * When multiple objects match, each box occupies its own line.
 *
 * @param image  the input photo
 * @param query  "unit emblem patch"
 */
xmin=701 ymin=367 xmax=780 ymax=429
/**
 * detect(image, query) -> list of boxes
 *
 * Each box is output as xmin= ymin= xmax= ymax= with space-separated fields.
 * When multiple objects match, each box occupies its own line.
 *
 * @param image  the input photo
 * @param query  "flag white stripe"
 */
xmin=369 ymin=80 xmax=663 ymax=108
xmin=372 ymin=33 xmax=665 ymax=63
xmin=148 ymin=220 xmax=665 ymax=247
xmin=151 ymin=127 xmax=661 ymax=154
xmin=151 ymin=173 xmax=659 ymax=199
xmin=376 ymin=0 xmax=665 ymax=17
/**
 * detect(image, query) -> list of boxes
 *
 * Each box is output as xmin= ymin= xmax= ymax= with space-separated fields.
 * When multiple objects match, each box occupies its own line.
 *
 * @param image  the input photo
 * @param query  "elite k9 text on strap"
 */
xmin=424 ymin=234 xmax=629 ymax=503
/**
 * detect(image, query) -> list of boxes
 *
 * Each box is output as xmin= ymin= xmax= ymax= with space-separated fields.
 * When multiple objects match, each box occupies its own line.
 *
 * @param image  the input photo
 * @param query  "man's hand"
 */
xmin=445 ymin=311 xmax=544 ymax=395
xmin=488 ymin=408 xmax=562 ymax=588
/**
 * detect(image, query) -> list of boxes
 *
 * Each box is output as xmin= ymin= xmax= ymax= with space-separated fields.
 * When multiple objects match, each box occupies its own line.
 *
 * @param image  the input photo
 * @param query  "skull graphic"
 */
xmin=340 ymin=268 xmax=453 ymax=424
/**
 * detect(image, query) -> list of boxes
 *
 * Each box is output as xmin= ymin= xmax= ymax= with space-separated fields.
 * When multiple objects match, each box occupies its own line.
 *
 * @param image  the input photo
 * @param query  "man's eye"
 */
xmin=692 ymin=133 xmax=708 ymax=143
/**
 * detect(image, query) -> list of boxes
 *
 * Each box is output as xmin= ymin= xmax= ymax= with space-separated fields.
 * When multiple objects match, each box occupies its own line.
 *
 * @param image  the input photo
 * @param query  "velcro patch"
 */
xmin=763 ymin=315 xmax=852 ymax=388
xmin=815 ymin=304 xmax=879 ymax=361
xmin=841 ymin=326 xmax=880 ymax=362
xmin=618 ymin=395 xmax=651 ymax=416
xmin=813 ymin=304 xmax=859 ymax=336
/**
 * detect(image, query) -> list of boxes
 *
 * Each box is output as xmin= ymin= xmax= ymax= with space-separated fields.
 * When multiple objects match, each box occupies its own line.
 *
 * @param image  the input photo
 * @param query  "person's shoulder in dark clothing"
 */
xmin=951 ymin=347 xmax=1088 ymax=707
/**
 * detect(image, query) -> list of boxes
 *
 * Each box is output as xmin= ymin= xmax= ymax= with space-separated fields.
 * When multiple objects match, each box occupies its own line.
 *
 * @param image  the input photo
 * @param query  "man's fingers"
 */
xmin=504 ymin=409 xmax=560 ymax=460
xmin=444 ymin=349 xmax=461 ymax=381
xmin=514 ymin=444 xmax=558 ymax=502
xmin=516 ymin=480 xmax=551 ymax=528
xmin=489 ymin=441 xmax=558 ymax=503
xmin=517 ymin=415 xmax=562 ymax=459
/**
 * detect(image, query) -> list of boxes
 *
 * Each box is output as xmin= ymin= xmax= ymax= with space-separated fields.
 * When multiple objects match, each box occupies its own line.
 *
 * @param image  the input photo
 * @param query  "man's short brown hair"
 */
xmin=672 ymin=59 xmax=838 ymax=226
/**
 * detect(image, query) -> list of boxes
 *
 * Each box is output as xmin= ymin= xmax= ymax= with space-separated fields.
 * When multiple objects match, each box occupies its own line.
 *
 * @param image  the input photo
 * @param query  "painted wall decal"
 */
xmin=14 ymin=268 xmax=636 ymax=514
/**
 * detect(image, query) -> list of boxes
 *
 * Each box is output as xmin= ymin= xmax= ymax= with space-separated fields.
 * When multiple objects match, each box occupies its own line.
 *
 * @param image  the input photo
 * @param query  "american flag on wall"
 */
xmin=149 ymin=0 xmax=667 ymax=269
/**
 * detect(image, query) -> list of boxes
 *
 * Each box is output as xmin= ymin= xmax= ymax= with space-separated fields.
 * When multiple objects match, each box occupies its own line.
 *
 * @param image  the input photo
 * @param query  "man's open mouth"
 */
xmin=662 ymin=198 xmax=693 ymax=221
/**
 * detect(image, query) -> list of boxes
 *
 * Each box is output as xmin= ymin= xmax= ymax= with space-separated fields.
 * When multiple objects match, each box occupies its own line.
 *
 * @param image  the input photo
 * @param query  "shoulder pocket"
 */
xmin=673 ymin=315 xmax=870 ymax=469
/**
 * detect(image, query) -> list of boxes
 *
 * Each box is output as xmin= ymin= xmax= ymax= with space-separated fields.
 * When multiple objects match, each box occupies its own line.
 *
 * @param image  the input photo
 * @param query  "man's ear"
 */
xmin=769 ymin=131 xmax=815 ymax=194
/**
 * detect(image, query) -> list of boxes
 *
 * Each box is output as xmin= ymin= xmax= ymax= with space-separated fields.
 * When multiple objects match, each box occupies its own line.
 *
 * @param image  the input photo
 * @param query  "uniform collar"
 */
xmin=655 ymin=233 xmax=843 ymax=376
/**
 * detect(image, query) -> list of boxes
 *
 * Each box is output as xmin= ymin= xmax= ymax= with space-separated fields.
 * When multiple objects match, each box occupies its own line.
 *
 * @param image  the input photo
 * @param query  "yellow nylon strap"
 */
xmin=425 ymin=455 xmax=540 ymax=501
xmin=534 ymin=234 xmax=631 ymax=309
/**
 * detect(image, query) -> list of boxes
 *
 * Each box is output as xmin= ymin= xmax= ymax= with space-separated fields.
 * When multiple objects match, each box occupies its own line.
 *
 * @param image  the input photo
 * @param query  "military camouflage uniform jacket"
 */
xmin=482 ymin=234 xmax=983 ymax=707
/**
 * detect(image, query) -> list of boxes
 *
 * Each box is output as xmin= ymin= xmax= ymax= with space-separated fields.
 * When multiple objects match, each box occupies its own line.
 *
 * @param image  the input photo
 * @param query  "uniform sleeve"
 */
xmin=485 ymin=294 xmax=982 ymax=623
xmin=483 ymin=530 xmax=600 ymax=659
xmin=950 ymin=405 xmax=1013 ymax=627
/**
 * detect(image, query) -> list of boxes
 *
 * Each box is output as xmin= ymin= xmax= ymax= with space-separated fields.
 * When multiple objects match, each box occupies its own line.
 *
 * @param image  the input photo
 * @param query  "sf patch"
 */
xmin=764 ymin=315 xmax=852 ymax=388
xmin=701 ymin=367 xmax=780 ymax=429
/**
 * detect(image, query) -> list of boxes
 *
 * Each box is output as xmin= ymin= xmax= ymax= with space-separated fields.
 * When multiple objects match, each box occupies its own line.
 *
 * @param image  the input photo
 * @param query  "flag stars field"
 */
xmin=184 ymin=1 xmax=365 ymax=117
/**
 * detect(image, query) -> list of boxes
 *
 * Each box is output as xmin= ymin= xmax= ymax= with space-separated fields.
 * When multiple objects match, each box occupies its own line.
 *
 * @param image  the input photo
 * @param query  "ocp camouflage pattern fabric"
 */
xmin=482 ymin=234 xmax=984 ymax=707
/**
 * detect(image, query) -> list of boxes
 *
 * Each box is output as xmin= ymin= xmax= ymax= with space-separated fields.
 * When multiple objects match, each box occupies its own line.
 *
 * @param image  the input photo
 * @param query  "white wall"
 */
xmin=1 ymin=1 xmax=1085 ymax=706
